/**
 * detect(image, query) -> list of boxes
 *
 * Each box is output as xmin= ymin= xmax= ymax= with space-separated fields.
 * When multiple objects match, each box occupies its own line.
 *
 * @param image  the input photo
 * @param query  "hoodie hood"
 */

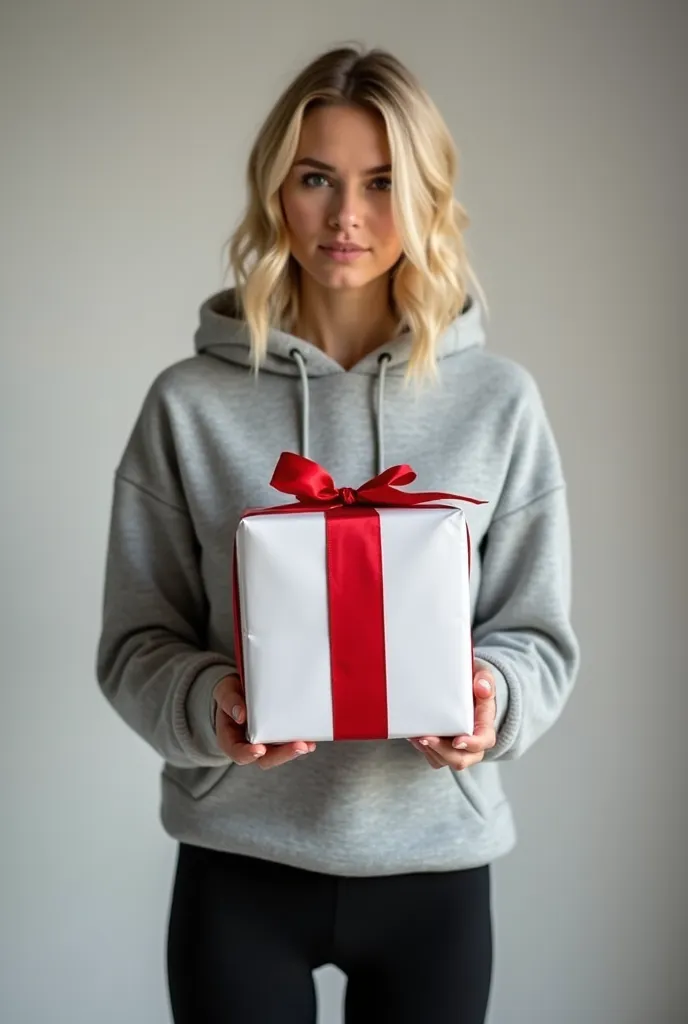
xmin=194 ymin=288 xmax=486 ymax=377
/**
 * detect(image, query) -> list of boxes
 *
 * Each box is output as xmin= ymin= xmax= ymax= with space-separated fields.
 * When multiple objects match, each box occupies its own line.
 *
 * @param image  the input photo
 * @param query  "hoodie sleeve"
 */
xmin=96 ymin=375 xmax=235 ymax=768
xmin=472 ymin=373 xmax=580 ymax=761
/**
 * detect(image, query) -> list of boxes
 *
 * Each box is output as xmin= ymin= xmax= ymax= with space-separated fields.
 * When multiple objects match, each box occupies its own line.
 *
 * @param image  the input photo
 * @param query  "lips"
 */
xmin=319 ymin=243 xmax=370 ymax=263
xmin=320 ymin=244 xmax=367 ymax=252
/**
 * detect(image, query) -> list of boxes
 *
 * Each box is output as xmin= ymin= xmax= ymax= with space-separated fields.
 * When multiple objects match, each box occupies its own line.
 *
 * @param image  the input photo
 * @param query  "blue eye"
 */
xmin=301 ymin=172 xmax=331 ymax=188
xmin=369 ymin=176 xmax=392 ymax=192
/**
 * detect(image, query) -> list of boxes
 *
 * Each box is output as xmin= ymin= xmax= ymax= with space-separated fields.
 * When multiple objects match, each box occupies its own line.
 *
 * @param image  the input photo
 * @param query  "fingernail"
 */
xmin=453 ymin=740 xmax=468 ymax=750
xmin=252 ymin=746 xmax=265 ymax=758
xmin=294 ymin=749 xmax=308 ymax=757
xmin=419 ymin=739 xmax=429 ymax=747
xmin=478 ymin=679 xmax=492 ymax=694
xmin=231 ymin=705 xmax=243 ymax=722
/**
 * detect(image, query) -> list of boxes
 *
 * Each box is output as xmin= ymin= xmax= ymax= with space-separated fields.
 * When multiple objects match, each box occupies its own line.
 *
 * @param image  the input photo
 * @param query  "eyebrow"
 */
xmin=293 ymin=157 xmax=392 ymax=175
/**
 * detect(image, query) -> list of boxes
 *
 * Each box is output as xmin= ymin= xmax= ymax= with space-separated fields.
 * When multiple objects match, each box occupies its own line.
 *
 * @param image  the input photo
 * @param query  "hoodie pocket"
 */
xmin=452 ymin=767 xmax=488 ymax=822
xmin=162 ymin=762 xmax=234 ymax=802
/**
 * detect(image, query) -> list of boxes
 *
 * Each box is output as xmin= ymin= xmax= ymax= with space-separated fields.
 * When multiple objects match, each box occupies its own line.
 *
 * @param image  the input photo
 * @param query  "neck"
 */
xmin=294 ymin=275 xmax=397 ymax=369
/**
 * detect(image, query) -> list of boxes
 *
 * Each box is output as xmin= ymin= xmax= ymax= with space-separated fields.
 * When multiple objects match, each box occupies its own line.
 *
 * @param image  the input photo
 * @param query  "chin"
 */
xmin=311 ymin=264 xmax=379 ymax=291
xmin=324 ymin=272 xmax=370 ymax=290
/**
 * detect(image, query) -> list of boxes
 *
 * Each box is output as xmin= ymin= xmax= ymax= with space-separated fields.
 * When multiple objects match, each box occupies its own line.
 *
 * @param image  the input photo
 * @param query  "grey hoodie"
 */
xmin=96 ymin=288 xmax=579 ymax=876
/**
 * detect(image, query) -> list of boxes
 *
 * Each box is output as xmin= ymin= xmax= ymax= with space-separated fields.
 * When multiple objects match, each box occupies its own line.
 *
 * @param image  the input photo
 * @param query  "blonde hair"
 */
xmin=229 ymin=45 xmax=481 ymax=377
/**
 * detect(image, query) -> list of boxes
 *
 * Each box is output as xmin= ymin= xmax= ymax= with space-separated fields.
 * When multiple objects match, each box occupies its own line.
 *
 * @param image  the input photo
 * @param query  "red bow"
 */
xmin=270 ymin=452 xmax=486 ymax=509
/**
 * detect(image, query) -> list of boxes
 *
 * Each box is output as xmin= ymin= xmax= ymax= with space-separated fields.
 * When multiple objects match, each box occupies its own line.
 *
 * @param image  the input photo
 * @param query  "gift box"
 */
xmin=232 ymin=453 xmax=483 ymax=745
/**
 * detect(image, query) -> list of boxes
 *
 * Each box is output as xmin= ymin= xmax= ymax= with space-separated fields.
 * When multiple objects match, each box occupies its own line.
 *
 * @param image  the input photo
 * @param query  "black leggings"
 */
xmin=166 ymin=843 xmax=491 ymax=1019
xmin=167 ymin=843 xmax=493 ymax=1023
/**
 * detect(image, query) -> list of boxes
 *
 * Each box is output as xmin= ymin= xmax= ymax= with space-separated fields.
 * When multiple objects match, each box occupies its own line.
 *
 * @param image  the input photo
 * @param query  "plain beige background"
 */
xmin=2 ymin=1 xmax=686 ymax=1022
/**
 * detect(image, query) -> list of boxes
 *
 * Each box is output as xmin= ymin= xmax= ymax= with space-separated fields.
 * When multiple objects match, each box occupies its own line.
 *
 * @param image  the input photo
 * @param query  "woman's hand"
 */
xmin=213 ymin=675 xmax=316 ymax=769
xmin=410 ymin=668 xmax=497 ymax=770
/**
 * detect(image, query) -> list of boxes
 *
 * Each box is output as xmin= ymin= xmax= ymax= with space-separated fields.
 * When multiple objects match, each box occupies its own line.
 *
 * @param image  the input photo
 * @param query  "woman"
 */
xmin=97 ymin=46 xmax=579 ymax=1024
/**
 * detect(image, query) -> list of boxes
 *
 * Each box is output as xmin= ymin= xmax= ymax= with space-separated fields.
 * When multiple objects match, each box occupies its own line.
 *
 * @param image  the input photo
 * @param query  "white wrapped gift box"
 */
xmin=232 ymin=454 xmax=480 ymax=745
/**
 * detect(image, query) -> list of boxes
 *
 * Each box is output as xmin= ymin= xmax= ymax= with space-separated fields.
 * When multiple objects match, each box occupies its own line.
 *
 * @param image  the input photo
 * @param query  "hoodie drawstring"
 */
xmin=290 ymin=349 xmax=310 ymax=462
xmin=375 ymin=353 xmax=392 ymax=475
xmin=290 ymin=349 xmax=392 ymax=476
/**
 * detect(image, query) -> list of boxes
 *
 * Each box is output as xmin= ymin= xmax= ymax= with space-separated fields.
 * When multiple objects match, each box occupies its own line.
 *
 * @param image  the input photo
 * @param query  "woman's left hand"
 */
xmin=410 ymin=669 xmax=497 ymax=770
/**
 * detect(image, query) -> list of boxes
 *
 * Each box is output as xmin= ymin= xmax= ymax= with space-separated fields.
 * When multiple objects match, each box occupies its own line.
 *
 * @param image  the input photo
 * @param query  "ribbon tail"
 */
xmin=358 ymin=486 xmax=487 ymax=507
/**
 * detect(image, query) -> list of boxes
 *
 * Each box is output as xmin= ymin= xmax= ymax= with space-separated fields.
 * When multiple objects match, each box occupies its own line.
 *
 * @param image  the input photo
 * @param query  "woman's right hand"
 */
xmin=213 ymin=675 xmax=316 ymax=769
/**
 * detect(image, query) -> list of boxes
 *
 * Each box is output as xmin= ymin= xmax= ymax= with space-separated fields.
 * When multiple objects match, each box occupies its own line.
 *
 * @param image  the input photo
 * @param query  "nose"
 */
xmin=328 ymin=182 xmax=361 ymax=229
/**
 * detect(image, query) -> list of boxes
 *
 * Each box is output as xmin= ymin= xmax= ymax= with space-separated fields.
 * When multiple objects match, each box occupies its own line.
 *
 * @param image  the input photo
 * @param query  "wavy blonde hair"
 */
xmin=229 ymin=45 xmax=481 ymax=378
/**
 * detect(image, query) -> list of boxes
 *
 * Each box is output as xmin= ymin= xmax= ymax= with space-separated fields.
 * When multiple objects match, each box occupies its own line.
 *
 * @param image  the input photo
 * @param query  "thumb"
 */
xmin=472 ymin=668 xmax=496 ymax=733
xmin=213 ymin=674 xmax=245 ymax=724
xmin=473 ymin=670 xmax=494 ymax=701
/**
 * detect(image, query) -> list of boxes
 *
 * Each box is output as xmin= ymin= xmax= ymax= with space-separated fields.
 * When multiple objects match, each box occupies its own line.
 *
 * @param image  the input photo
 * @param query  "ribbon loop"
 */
xmin=269 ymin=452 xmax=339 ymax=504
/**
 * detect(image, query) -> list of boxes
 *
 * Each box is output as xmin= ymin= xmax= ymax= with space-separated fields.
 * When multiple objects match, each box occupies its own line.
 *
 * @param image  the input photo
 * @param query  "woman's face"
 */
xmin=280 ymin=104 xmax=403 ymax=292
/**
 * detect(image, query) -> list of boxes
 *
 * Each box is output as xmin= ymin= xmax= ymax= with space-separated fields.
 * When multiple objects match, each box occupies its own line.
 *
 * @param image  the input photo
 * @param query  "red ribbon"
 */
xmin=325 ymin=506 xmax=388 ymax=740
xmin=234 ymin=453 xmax=485 ymax=742
xmin=269 ymin=451 xmax=486 ymax=510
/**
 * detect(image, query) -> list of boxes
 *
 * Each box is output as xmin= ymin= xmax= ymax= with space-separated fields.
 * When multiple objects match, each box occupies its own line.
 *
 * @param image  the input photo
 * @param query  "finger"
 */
xmin=423 ymin=747 xmax=447 ymax=770
xmin=451 ymin=733 xmax=487 ymax=753
xmin=473 ymin=671 xmax=495 ymax=707
xmin=415 ymin=737 xmax=450 ymax=769
xmin=474 ymin=697 xmax=496 ymax=734
xmin=451 ymin=722 xmax=497 ymax=753
xmin=430 ymin=743 xmax=486 ymax=771
xmin=427 ymin=751 xmax=447 ymax=770
xmin=216 ymin=694 xmax=246 ymax=726
xmin=474 ymin=673 xmax=494 ymax=701
xmin=409 ymin=738 xmax=446 ymax=770
xmin=451 ymin=750 xmax=486 ymax=771
xmin=423 ymin=735 xmax=490 ymax=770
xmin=216 ymin=712 xmax=266 ymax=765
xmin=471 ymin=709 xmax=496 ymax=751
xmin=227 ymin=744 xmax=265 ymax=765
xmin=258 ymin=741 xmax=316 ymax=771
xmin=422 ymin=737 xmax=456 ymax=760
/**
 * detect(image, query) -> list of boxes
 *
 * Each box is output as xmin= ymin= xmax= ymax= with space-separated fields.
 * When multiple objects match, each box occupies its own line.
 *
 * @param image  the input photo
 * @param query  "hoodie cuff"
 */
xmin=473 ymin=655 xmax=509 ymax=734
xmin=186 ymin=661 xmax=237 ymax=760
